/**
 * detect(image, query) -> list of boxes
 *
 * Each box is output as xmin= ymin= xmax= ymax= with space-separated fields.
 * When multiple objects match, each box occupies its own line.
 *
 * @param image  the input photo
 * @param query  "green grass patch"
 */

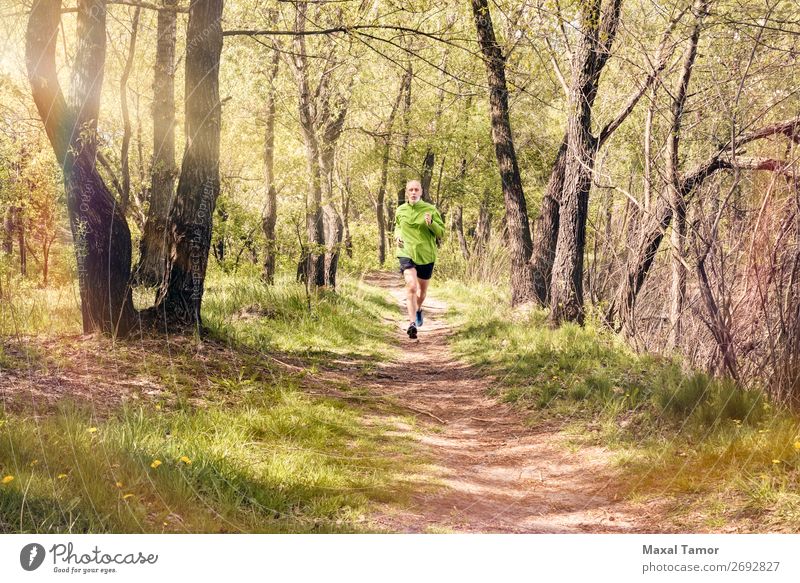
xmin=203 ymin=272 xmax=398 ymax=364
xmin=0 ymin=392 xmax=416 ymax=533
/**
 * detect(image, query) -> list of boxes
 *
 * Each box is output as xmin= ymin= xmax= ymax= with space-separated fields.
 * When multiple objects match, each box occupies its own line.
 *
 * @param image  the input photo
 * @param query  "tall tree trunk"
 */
xmin=119 ymin=6 xmax=141 ymax=214
xmin=611 ymin=0 xmax=712 ymax=334
xmin=26 ymin=0 xmax=135 ymax=335
xmin=136 ymin=0 xmax=177 ymax=287
xmin=262 ymin=40 xmax=280 ymax=284
xmin=2 ymin=206 xmax=14 ymax=255
xmin=154 ymin=0 xmax=223 ymax=330
xmin=668 ymin=0 xmax=707 ymax=349
xmin=376 ymin=72 xmax=405 ymax=265
xmin=319 ymin=119 xmax=349 ymax=289
xmin=17 ymin=210 xmax=26 ymax=277
xmin=530 ymin=138 xmax=566 ymax=305
xmin=537 ymin=0 xmax=677 ymax=317
xmin=322 ymin=203 xmax=343 ymax=288
xmin=377 ymin=146 xmax=388 ymax=265
xmin=341 ymin=175 xmax=353 ymax=258
xmin=397 ymin=63 xmax=412 ymax=207
xmin=453 ymin=205 xmax=470 ymax=260
xmin=473 ymin=194 xmax=492 ymax=256
xmin=549 ymin=0 xmax=623 ymax=326
xmin=421 ymin=149 xmax=435 ymax=203
xmin=471 ymin=0 xmax=535 ymax=305
xmin=292 ymin=2 xmax=325 ymax=288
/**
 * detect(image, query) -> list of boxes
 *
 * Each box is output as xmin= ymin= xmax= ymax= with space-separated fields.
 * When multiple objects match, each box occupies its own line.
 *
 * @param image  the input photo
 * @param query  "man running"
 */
xmin=394 ymin=179 xmax=445 ymax=339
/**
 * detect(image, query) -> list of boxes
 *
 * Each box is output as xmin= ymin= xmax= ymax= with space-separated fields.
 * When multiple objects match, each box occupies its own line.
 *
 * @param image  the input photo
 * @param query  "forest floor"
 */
xmin=325 ymin=272 xmax=666 ymax=533
xmin=1 ymin=271 xmax=790 ymax=533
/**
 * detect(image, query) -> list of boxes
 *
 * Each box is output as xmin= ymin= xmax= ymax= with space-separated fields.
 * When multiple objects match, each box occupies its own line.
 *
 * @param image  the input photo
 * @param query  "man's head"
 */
xmin=406 ymin=180 xmax=422 ymax=205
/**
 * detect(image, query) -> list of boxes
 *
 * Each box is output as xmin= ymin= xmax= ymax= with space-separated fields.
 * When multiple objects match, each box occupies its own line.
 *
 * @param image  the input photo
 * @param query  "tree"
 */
xmin=610 ymin=117 xmax=800 ymax=335
xmin=26 ymin=0 xmax=136 ymax=335
xmin=136 ymin=0 xmax=178 ymax=288
xmin=153 ymin=0 xmax=223 ymax=329
xmin=471 ymin=0 xmax=535 ymax=305
xmin=375 ymin=69 xmax=408 ymax=266
xmin=666 ymin=0 xmax=710 ymax=349
xmin=291 ymin=1 xmax=326 ymax=288
xmin=548 ymin=0 xmax=675 ymax=325
xmin=261 ymin=37 xmax=280 ymax=285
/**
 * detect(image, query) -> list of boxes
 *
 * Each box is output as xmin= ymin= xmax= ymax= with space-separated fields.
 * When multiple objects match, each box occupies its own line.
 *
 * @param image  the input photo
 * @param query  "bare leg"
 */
xmin=403 ymin=268 xmax=419 ymax=324
xmin=417 ymin=277 xmax=430 ymax=310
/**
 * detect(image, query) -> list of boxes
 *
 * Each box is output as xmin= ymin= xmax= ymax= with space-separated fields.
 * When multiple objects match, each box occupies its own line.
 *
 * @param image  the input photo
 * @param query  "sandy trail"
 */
xmin=360 ymin=271 xmax=658 ymax=533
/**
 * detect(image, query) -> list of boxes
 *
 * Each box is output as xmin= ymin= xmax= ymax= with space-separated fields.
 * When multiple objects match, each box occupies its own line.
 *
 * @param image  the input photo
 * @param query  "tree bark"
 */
xmin=471 ymin=0 xmax=535 ymax=305
xmin=396 ymin=62 xmax=412 ymax=207
xmin=2 ymin=206 xmax=13 ymax=255
xmin=453 ymin=205 xmax=470 ymax=260
xmin=262 ymin=39 xmax=280 ymax=284
xmin=119 ymin=6 xmax=141 ymax=214
xmin=26 ymin=0 xmax=135 ymax=335
xmin=421 ymin=149 xmax=435 ymax=203
xmin=154 ymin=0 xmax=223 ymax=330
xmin=549 ymin=0 xmax=623 ymax=326
xmin=537 ymin=0 xmax=679 ymax=319
xmin=376 ymin=71 xmax=405 ymax=265
xmin=136 ymin=0 xmax=177 ymax=287
xmin=318 ymin=95 xmax=350 ymax=289
xmin=473 ymin=192 xmax=492 ymax=256
xmin=322 ymin=203 xmax=343 ymax=288
xmin=667 ymin=0 xmax=707 ymax=349
xmin=292 ymin=2 xmax=325 ymax=288
xmin=531 ymin=138 xmax=566 ymax=305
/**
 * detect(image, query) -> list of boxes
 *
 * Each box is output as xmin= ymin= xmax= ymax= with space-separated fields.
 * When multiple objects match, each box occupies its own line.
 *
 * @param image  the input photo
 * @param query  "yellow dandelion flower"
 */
xmin=1 ymin=475 xmax=13 ymax=485
xmin=794 ymin=441 xmax=800 ymax=450
xmin=772 ymin=459 xmax=781 ymax=464
xmin=179 ymin=456 xmax=192 ymax=465
xmin=150 ymin=460 xmax=162 ymax=469
xmin=122 ymin=493 xmax=134 ymax=500
xmin=115 ymin=481 xmax=123 ymax=488
xmin=87 ymin=427 xmax=98 ymax=433
xmin=57 ymin=474 xmax=68 ymax=480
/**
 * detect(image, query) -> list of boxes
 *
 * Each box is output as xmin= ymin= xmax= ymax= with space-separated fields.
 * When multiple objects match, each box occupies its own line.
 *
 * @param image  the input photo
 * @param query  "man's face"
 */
xmin=406 ymin=181 xmax=422 ymax=204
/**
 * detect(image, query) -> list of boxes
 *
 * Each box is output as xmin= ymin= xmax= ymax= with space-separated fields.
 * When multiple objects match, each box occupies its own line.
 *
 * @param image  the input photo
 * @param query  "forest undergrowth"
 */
xmin=0 ymin=270 xmax=419 ymax=533
xmin=438 ymin=280 xmax=800 ymax=530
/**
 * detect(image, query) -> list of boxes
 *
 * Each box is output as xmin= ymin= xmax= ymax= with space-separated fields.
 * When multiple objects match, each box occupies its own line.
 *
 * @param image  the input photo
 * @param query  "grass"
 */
xmin=437 ymin=279 xmax=800 ymax=530
xmin=203 ymin=271 xmax=398 ymax=363
xmin=0 ymin=394 xmax=415 ymax=533
xmin=0 ymin=268 xmax=419 ymax=533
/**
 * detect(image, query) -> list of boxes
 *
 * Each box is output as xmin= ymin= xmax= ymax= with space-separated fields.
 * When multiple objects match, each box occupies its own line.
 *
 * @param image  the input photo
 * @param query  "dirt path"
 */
xmin=359 ymin=272 xmax=659 ymax=533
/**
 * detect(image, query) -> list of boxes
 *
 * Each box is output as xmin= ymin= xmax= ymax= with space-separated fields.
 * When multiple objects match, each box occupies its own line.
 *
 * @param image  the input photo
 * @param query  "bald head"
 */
xmin=405 ymin=180 xmax=422 ymax=204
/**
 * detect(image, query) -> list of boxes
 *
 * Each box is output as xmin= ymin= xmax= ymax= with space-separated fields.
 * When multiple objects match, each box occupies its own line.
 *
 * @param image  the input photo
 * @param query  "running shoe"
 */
xmin=415 ymin=309 xmax=423 ymax=327
xmin=407 ymin=323 xmax=418 ymax=339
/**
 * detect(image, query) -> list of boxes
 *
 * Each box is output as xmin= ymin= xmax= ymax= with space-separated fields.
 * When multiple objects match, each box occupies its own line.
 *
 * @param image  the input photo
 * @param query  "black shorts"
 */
xmin=398 ymin=257 xmax=435 ymax=280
